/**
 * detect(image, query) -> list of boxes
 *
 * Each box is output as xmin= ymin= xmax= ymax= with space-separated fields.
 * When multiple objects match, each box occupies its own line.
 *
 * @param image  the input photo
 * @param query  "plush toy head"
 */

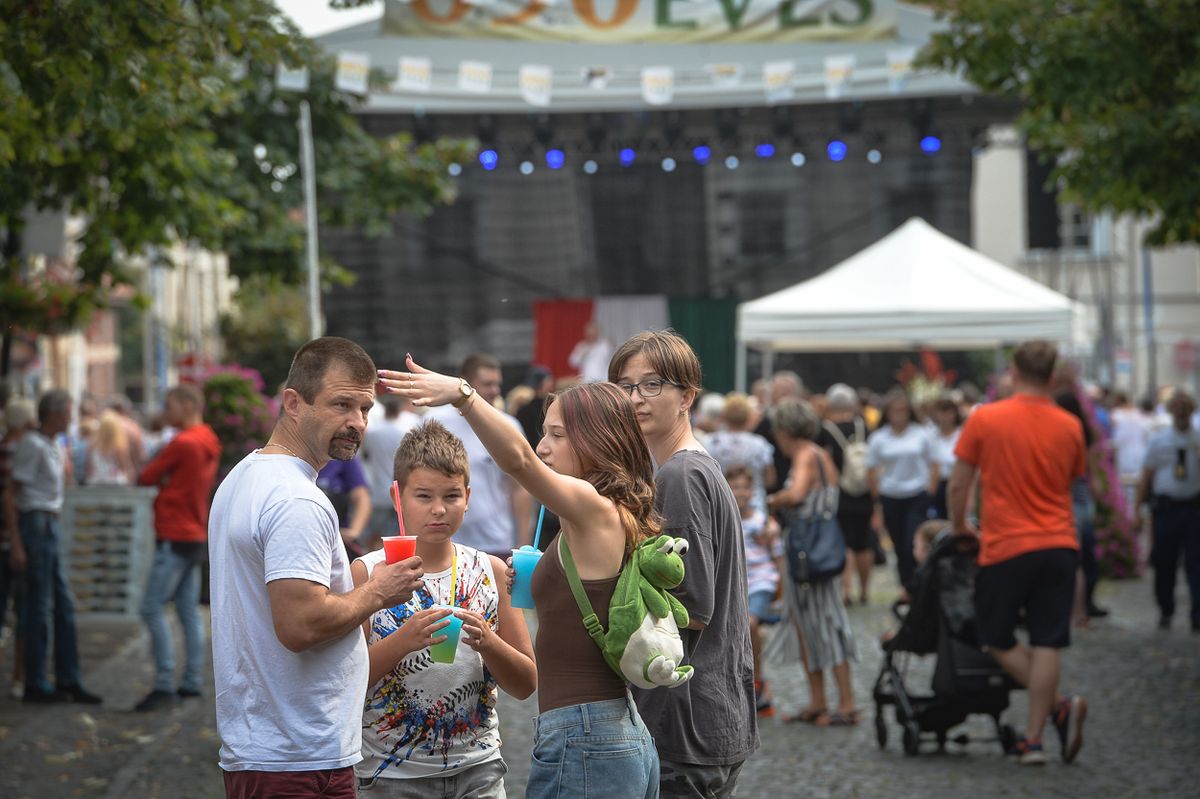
xmin=637 ymin=535 xmax=688 ymax=590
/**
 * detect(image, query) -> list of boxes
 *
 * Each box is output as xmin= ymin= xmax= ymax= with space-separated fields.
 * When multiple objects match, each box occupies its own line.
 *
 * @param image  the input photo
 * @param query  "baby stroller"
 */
xmin=872 ymin=531 xmax=1019 ymax=756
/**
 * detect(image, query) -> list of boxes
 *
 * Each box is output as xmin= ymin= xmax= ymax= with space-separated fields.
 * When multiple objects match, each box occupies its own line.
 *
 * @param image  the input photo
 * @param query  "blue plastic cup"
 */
xmin=510 ymin=547 xmax=543 ymax=610
xmin=429 ymin=605 xmax=463 ymax=664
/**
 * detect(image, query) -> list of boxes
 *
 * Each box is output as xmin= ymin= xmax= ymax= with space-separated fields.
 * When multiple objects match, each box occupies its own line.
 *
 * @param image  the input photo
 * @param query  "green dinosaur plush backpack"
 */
xmin=558 ymin=533 xmax=695 ymax=690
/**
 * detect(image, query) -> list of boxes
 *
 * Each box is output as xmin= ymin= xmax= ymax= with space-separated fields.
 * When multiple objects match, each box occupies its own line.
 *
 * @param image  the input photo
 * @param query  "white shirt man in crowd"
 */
xmin=1136 ymin=390 xmax=1200 ymax=633
xmin=424 ymin=353 xmax=533 ymax=557
xmin=360 ymin=394 xmax=420 ymax=542
xmin=567 ymin=321 xmax=613 ymax=384
xmin=208 ymin=337 xmax=423 ymax=798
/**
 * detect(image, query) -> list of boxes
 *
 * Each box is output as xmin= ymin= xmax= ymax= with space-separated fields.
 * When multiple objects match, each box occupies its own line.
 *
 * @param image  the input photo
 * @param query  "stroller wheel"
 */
xmin=902 ymin=722 xmax=921 ymax=757
xmin=875 ymin=713 xmax=888 ymax=749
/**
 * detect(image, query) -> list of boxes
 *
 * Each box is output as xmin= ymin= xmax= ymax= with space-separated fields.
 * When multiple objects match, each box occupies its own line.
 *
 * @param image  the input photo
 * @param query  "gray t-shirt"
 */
xmin=631 ymin=450 xmax=759 ymax=766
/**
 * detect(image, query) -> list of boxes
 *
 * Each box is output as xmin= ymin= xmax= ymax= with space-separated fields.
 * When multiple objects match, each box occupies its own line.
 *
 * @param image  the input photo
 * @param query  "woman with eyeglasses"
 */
xmin=609 ymin=330 xmax=758 ymax=797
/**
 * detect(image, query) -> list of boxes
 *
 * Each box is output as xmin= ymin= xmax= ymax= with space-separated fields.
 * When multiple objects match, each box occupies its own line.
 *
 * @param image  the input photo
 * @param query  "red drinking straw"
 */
xmin=390 ymin=480 xmax=406 ymax=535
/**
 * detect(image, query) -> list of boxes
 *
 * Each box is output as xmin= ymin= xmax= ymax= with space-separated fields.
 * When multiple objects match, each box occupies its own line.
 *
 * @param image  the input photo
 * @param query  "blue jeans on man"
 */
xmin=17 ymin=510 xmax=82 ymax=695
xmin=141 ymin=540 xmax=204 ymax=694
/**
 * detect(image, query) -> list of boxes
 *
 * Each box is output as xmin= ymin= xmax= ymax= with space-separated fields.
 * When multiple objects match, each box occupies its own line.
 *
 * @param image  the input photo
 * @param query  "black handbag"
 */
xmin=784 ymin=454 xmax=847 ymax=584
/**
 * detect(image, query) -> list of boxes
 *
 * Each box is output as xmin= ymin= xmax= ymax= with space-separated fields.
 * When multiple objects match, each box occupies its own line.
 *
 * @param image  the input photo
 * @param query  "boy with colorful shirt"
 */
xmin=351 ymin=421 xmax=536 ymax=798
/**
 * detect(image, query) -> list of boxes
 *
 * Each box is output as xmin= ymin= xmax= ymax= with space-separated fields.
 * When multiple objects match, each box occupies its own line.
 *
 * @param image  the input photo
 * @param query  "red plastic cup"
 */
xmin=382 ymin=536 xmax=418 ymax=564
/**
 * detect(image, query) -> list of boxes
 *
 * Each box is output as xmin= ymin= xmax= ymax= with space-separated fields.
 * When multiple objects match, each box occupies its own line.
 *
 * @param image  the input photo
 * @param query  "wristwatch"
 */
xmin=452 ymin=378 xmax=475 ymax=410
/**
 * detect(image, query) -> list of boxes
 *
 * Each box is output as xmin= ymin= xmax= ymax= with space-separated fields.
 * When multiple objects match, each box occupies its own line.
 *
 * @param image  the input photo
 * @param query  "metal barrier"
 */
xmin=60 ymin=486 xmax=158 ymax=619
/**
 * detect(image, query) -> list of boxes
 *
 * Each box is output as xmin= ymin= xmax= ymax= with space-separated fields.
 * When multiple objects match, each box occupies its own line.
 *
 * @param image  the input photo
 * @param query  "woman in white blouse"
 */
xmin=927 ymin=396 xmax=963 ymax=519
xmin=866 ymin=390 xmax=938 ymax=593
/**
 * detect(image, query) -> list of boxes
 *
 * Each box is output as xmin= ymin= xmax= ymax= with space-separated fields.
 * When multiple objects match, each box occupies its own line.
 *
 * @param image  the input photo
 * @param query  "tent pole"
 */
xmin=735 ymin=342 xmax=747 ymax=393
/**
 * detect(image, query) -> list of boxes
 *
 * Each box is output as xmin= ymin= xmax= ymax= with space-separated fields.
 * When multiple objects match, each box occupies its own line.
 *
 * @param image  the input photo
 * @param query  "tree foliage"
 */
xmin=0 ymin=0 xmax=469 ymax=335
xmin=924 ymin=0 xmax=1200 ymax=245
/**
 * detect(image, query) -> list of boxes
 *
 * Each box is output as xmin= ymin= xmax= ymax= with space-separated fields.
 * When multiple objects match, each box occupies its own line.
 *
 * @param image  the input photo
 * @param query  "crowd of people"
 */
xmin=0 ymin=330 xmax=1197 ymax=796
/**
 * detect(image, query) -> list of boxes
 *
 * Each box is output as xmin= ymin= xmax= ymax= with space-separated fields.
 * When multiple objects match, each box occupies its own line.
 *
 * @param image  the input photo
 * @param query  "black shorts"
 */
xmin=837 ymin=509 xmax=874 ymax=552
xmin=974 ymin=547 xmax=1078 ymax=650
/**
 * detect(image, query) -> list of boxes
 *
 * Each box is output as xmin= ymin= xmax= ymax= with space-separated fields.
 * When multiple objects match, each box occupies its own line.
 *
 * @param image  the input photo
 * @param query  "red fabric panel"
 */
xmin=533 ymin=299 xmax=594 ymax=378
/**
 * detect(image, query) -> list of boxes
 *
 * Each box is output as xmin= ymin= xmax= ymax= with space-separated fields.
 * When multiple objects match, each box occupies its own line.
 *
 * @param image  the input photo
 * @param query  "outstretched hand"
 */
xmin=378 ymin=354 xmax=463 ymax=408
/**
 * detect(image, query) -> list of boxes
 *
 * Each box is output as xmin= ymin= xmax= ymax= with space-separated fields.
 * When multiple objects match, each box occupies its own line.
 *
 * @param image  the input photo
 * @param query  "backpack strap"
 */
xmin=557 ymin=534 xmax=608 ymax=650
xmin=853 ymin=417 xmax=866 ymax=443
xmin=822 ymin=419 xmax=849 ymax=449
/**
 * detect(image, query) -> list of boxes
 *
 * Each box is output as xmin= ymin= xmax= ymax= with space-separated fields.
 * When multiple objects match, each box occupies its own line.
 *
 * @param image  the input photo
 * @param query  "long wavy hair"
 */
xmin=546 ymin=382 xmax=662 ymax=559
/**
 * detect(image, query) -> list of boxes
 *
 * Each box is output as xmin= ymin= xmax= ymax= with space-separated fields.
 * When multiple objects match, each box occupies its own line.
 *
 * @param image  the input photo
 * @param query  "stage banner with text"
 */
xmin=382 ymin=0 xmax=898 ymax=44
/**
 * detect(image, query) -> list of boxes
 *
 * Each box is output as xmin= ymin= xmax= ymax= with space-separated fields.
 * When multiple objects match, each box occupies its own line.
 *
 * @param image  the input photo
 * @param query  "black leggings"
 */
xmin=881 ymin=492 xmax=931 ymax=590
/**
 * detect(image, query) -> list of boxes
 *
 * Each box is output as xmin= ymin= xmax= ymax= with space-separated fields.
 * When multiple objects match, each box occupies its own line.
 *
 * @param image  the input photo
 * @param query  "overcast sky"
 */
xmin=275 ymin=0 xmax=380 ymax=36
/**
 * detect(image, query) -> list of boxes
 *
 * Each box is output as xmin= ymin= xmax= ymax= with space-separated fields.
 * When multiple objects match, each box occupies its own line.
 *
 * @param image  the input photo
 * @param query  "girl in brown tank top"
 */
xmin=379 ymin=359 xmax=664 ymax=799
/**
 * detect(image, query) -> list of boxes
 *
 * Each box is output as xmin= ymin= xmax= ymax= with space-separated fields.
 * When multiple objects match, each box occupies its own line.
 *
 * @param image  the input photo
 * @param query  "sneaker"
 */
xmin=135 ymin=689 xmax=177 ymax=712
xmin=1052 ymin=694 xmax=1087 ymax=763
xmin=59 ymin=684 xmax=103 ymax=705
xmin=1014 ymin=737 xmax=1047 ymax=765
xmin=177 ymin=687 xmax=202 ymax=700
xmin=1085 ymin=602 xmax=1109 ymax=619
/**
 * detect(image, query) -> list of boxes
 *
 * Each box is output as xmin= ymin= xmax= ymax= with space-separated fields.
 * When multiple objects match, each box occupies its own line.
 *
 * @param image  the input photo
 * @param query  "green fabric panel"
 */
xmin=668 ymin=297 xmax=738 ymax=393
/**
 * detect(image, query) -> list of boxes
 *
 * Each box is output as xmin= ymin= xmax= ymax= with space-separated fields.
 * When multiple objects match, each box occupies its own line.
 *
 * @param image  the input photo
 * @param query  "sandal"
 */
xmin=783 ymin=708 xmax=830 ymax=725
xmin=828 ymin=710 xmax=860 ymax=726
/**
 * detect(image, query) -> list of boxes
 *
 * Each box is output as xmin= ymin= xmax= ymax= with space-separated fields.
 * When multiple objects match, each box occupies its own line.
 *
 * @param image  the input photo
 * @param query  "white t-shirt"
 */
xmin=423 ymin=408 xmax=521 ymax=554
xmin=866 ymin=424 xmax=934 ymax=499
xmin=929 ymin=428 xmax=961 ymax=474
xmin=208 ymin=451 xmax=369 ymax=772
xmin=1111 ymin=407 xmax=1153 ymax=478
xmin=11 ymin=431 xmax=65 ymax=512
xmin=568 ymin=338 xmax=613 ymax=383
xmin=357 ymin=545 xmax=502 ymax=781
xmin=361 ymin=412 xmax=420 ymax=508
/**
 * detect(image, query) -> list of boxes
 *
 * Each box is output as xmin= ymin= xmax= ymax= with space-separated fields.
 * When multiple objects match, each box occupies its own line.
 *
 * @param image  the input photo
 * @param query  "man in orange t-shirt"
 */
xmin=135 ymin=384 xmax=221 ymax=712
xmin=948 ymin=341 xmax=1088 ymax=767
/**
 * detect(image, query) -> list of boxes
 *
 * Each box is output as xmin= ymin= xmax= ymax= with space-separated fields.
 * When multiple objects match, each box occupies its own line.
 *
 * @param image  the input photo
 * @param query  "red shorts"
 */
xmin=222 ymin=766 xmax=356 ymax=799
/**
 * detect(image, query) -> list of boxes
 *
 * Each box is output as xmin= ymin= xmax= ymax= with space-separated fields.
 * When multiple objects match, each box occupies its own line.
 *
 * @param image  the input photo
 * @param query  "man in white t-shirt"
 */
xmin=568 ymin=321 xmax=613 ymax=383
xmin=424 ymin=353 xmax=533 ymax=558
xmin=360 ymin=394 xmax=420 ymax=542
xmin=208 ymin=337 xmax=424 ymax=798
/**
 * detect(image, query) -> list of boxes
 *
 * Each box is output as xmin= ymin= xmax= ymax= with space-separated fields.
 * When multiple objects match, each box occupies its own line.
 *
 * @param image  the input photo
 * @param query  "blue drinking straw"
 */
xmin=532 ymin=504 xmax=546 ymax=550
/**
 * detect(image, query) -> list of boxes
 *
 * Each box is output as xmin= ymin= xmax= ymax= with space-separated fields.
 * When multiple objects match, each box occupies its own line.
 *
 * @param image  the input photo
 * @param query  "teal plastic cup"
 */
xmin=510 ymin=547 xmax=543 ymax=610
xmin=428 ymin=605 xmax=462 ymax=664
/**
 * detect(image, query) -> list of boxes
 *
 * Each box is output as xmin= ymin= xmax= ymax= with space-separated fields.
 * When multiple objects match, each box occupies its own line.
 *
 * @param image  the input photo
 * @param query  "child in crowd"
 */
xmin=351 ymin=422 xmax=536 ymax=798
xmin=726 ymin=464 xmax=783 ymax=717
xmin=913 ymin=518 xmax=950 ymax=568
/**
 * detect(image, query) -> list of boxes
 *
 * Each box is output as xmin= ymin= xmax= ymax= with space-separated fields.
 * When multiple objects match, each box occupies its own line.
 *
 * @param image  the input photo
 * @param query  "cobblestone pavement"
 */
xmin=0 ymin=567 xmax=1195 ymax=798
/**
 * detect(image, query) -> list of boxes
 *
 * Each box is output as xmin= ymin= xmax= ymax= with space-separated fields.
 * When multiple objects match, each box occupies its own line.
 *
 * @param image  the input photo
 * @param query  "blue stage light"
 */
xmin=693 ymin=145 xmax=712 ymax=164
xmin=545 ymin=149 xmax=565 ymax=169
xmin=479 ymin=149 xmax=499 ymax=170
xmin=583 ymin=160 xmax=599 ymax=174
xmin=755 ymin=143 xmax=776 ymax=159
xmin=920 ymin=135 xmax=942 ymax=154
xmin=619 ymin=148 xmax=636 ymax=167
xmin=827 ymin=140 xmax=847 ymax=162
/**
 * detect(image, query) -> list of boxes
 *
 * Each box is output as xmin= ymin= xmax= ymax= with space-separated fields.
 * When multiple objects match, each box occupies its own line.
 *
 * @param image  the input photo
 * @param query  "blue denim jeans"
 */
xmin=527 ymin=693 xmax=659 ymax=799
xmin=17 ymin=510 xmax=81 ymax=693
xmin=141 ymin=541 xmax=204 ymax=693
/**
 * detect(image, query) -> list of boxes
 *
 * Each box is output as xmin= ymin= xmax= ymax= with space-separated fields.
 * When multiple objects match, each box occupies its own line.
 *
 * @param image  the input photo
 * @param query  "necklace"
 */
xmin=263 ymin=441 xmax=302 ymax=459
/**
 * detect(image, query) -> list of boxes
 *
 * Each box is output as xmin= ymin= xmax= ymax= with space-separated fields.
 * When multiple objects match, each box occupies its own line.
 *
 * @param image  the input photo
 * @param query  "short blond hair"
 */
xmin=721 ymin=393 xmax=753 ymax=428
xmin=394 ymin=421 xmax=470 ymax=489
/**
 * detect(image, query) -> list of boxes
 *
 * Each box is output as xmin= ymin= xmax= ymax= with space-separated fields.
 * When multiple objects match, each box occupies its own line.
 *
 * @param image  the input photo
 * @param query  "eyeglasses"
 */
xmin=617 ymin=379 xmax=682 ymax=398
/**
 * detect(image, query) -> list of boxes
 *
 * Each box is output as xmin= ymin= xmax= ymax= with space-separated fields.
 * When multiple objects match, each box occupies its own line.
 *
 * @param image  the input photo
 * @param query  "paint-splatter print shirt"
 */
xmin=356 ymin=544 xmax=503 ymax=780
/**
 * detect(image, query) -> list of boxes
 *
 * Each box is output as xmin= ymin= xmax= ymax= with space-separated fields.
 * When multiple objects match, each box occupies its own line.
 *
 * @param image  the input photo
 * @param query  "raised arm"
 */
xmin=379 ymin=356 xmax=609 ymax=534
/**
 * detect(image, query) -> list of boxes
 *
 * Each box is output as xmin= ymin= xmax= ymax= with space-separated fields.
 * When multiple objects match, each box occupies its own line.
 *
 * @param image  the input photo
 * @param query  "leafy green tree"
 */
xmin=219 ymin=274 xmax=310 ymax=391
xmin=923 ymin=0 xmax=1200 ymax=245
xmin=0 ymin=1 xmax=468 ymax=359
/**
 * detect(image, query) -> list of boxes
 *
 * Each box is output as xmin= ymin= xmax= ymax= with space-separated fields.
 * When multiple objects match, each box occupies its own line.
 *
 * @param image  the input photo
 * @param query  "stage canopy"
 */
xmin=736 ymin=218 xmax=1082 ymax=370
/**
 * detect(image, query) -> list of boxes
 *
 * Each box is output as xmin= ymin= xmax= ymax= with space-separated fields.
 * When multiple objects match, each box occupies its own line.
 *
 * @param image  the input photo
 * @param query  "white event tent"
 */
xmin=735 ymin=218 xmax=1084 ymax=389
